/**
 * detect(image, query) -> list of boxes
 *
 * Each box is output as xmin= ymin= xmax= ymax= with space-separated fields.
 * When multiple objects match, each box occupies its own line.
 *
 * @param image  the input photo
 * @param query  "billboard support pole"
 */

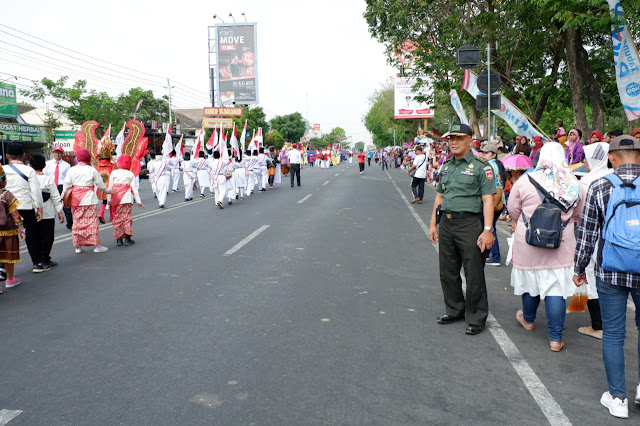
xmin=208 ymin=25 xmax=217 ymax=107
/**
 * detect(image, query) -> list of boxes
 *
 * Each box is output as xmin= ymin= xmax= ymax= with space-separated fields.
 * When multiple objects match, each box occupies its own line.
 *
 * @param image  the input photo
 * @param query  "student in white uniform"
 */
xmin=146 ymin=151 xmax=159 ymax=198
xmin=194 ymin=151 xmax=211 ymax=197
xmin=246 ymin=150 xmax=258 ymax=196
xmin=170 ymin=152 xmax=180 ymax=192
xmin=181 ymin=152 xmax=196 ymax=201
xmin=147 ymin=152 xmax=171 ymax=208
xmin=255 ymin=147 xmax=268 ymax=192
xmin=209 ymin=151 xmax=227 ymax=209
xmin=234 ymin=154 xmax=248 ymax=200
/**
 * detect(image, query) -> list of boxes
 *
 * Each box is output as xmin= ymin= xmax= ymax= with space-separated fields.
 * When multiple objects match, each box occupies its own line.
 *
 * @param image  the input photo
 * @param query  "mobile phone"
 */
xmin=477 ymin=240 xmax=484 ymax=251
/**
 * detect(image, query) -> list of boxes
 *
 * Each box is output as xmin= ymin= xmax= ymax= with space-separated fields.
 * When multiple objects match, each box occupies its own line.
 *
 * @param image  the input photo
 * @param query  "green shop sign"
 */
xmin=0 ymin=122 xmax=48 ymax=143
xmin=0 ymin=83 xmax=17 ymax=119
xmin=54 ymin=130 xmax=75 ymax=153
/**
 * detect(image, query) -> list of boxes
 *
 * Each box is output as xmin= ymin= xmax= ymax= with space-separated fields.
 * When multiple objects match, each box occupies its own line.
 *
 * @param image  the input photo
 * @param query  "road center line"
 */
xmin=0 ymin=410 xmax=23 ymax=425
xmin=335 ymin=173 xmax=340 ymax=177
xmin=223 ymin=225 xmax=270 ymax=256
xmin=323 ymin=181 xmax=330 ymax=186
xmin=385 ymin=171 xmax=571 ymax=426
xmin=297 ymin=194 xmax=313 ymax=204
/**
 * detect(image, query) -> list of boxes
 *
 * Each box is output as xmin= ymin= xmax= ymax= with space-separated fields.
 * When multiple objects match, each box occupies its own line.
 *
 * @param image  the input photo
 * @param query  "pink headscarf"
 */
xmin=568 ymin=129 xmax=580 ymax=148
xmin=75 ymin=148 xmax=91 ymax=164
xmin=117 ymin=154 xmax=132 ymax=170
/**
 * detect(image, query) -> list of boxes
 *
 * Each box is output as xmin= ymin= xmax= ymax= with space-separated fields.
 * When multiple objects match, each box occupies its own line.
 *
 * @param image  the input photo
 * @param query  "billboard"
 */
xmin=0 ymin=83 xmax=17 ymax=118
xmin=216 ymin=23 xmax=258 ymax=105
xmin=394 ymin=76 xmax=435 ymax=119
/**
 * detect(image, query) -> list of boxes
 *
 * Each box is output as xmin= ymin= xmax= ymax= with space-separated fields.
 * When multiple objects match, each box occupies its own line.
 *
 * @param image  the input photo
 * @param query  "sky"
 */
xmin=0 ymin=0 xmax=397 ymax=144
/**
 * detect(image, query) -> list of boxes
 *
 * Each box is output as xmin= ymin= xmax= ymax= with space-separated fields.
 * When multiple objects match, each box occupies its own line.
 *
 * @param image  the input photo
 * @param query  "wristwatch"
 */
xmin=483 ymin=226 xmax=494 ymax=232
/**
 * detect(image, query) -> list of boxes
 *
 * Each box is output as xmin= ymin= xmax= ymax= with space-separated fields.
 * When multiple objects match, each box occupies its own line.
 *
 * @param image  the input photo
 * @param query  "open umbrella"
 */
xmin=501 ymin=154 xmax=533 ymax=170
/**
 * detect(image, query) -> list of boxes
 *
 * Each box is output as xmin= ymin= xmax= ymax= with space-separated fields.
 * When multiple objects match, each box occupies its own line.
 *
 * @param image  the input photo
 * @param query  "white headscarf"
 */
xmin=529 ymin=142 xmax=581 ymax=211
xmin=581 ymin=142 xmax=612 ymax=189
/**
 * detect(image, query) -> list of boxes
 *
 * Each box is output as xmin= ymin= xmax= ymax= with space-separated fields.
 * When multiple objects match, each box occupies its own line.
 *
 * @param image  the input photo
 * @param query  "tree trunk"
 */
xmin=565 ymin=27 xmax=589 ymax=140
xmin=469 ymin=105 xmax=482 ymax=139
xmin=533 ymin=44 xmax=562 ymax=124
xmin=579 ymin=41 xmax=605 ymax=134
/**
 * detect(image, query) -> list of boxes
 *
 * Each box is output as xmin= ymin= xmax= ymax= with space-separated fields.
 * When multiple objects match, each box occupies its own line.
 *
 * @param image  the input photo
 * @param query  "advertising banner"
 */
xmin=203 ymin=118 xmax=234 ymax=129
xmin=216 ymin=23 xmax=258 ymax=105
xmin=607 ymin=0 xmax=640 ymax=121
xmin=462 ymin=70 xmax=544 ymax=139
xmin=394 ymin=76 xmax=435 ymax=119
xmin=54 ymin=130 xmax=76 ymax=153
xmin=203 ymin=106 xmax=244 ymax=117
xmin=0 ymin=122 xmax=47 ymax=143
xmin=0 ymin=83 xmax=17 ymax=118
xmin=449 ymin=89 xmax=469 ymax=125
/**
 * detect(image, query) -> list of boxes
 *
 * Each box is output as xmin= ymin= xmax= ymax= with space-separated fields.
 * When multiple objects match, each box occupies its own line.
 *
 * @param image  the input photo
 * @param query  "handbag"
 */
xmin=494 ymin=187 xmax=504 ymax=212
xmin=409 ymin=156 xmax=426 ymax=178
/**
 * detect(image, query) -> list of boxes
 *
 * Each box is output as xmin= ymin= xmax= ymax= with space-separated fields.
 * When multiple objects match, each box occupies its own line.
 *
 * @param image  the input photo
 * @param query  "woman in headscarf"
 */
xmin=515 ymin=136 xmax=532 ymax=157
xmin=508 ymin=142 xmax=586 ymax=352
xmin=565 ymin=129 xmax=585 ymax=165
xmin=589 ymin=131 xmax=603 ymax=145
xmin=530 ymin=136 xmax=544 ymax=165
xmin=62 ymin=148 xmax=114 ymax=254
xmin=574 ymin=142 xmax=613 ymax=340
xmin=108 ymin=155 xmax=144 ymax=246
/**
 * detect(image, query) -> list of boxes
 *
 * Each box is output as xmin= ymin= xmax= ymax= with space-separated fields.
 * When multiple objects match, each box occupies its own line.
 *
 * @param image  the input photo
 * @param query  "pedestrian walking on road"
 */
xmin=408 ymin=146 xmax=427 ymax=204
xmin=573 ymin=135 xmax=640 ymax=419
xmin=288 ymin=144 xmax=303 ymax=187
xmin=357 ymin=150 xmax=366 ymax=174
xmin=508 ymin=142 xmax=585 ymax=352
xmin=428 ymin=124 xmax=496 ymax=335
xmin=108 ymin=155 xmax=144 ymax=246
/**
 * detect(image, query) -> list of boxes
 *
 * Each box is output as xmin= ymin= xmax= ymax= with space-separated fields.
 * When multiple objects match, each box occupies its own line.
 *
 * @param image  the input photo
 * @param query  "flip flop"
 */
xmin=516 ymin=310 xmax=535 ymax=331
xmin=578 ymin=326 xmax=603 ymax=339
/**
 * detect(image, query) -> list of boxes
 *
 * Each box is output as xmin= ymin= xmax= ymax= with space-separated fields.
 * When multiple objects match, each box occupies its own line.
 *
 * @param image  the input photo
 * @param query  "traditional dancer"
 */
xmin=182 ymin=152 xmax=196 ymax=201
xmin=267 ymin=147 xmax=279 ymax=188
xmin=108 ymin=155 xmax=144 ymax=246
xmin=62 ymin=148 xmax=113 ymax=253
xmin=0 ymin=164 xmax=26 ymax=290
xmin=31 ymin=153 xmax=64 ymax=268
xmin=96 ymin=143 xmax=116 ymax=224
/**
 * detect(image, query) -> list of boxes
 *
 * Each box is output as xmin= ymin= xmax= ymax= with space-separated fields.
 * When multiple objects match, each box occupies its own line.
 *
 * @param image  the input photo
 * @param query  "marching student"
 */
xmin=246 ymin=150 xmax=258 ymax=196
xmin=182 ymin=152 xmax=196 ymax=201
xmin=170 ymin=150 xmax=180 ymax=192
xmin=255 ymin=148 xmax=268 ymax=192
xmin=194 ymin=151 xmax=211 ymax=197
xmin=108 ymin=154 xmax=144 ymax=246
xmin=209 ymin=151 xmax=227 ymax=209
xmin=233 ymin=154 xmax=247 ymax=200
xmin=147 ymin=151 xmax=171 ymax=208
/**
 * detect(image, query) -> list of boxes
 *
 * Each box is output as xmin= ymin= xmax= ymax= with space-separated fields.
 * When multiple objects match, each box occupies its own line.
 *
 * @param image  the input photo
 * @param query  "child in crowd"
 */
xmin=0 ymin=165 xmax=26 ymax=291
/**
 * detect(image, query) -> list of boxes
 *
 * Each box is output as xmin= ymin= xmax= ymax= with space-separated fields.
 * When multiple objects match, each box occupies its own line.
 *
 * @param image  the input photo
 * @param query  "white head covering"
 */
xmin=529 ymin=142 xmax=580 ymax=211
xmin=581 ymin=142 xmax=612 ymax=188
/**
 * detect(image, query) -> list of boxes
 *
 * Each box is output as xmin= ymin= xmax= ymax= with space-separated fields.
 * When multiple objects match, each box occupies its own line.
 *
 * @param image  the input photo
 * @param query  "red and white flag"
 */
xmin=240 ymin=120 xmax=247 ymax=152
xmin=192 ymin=128 xmax=204 ymax=157
xmin=230 ymin=122 xmax=240 ymax=157
xmin=256 ymin=127 xmax=263 ymax=148
xmin=206 ymin=127 xmax=218 ymax=151
xmin=221 ymin=128 xmax=229 ymax=162
xmin=175 ymin=135 xmax=184 ymax=160
xmin=114 ymin=122 xmax=126 ymax=158
xmin=161 ymin=124 xmax=173 ymax=159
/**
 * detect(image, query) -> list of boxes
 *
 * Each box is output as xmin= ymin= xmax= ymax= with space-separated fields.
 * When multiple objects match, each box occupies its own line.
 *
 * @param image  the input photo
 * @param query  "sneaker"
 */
xmin=44 ymin=260 xmax=58 ymax=268
xmin=93 ymin=245 xmax=108 ymax=253
xmin=227 ymin=200 xmax=232 ymax=205
xmin=5 ymin=277 xmax=21 ymax=288
xmin=200 ymin=194 xmax=205 ymax=198
xmin=411 ymin=198 xmax=419 ymax=204
xmin=75 ymin=246 xmax=83 ymax=254
xmin=635 ymin=384 xmax=640 ymax=405
xmin=217 ymin=202 xmax=224 ymax=209
xmin=600 ymin=391 xmax=628 ymax=418
xmin=159 ymin=205 xmax=165 ymax=209
xmin=32 ymin=263 xmax=52 ymax=273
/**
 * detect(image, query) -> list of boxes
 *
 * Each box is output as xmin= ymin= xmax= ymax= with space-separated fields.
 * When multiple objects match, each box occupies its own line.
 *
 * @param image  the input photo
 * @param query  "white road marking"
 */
xmin=322 ymin=181 xmax=330 ymax=186
xmin=0 ymin=410 xmax=22 ymax=425
xmin=223 ymin=225 xmax=270 ymax=256
xmin=335 ymin=173 xmax=339 ymax=177
xmin=297 ymin=194 xmax=313 ymax=204
xmin=386 ymin=171 xmax=571 ymax=426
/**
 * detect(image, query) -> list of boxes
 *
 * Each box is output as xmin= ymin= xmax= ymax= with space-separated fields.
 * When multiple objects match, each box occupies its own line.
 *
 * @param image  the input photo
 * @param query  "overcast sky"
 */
xmin=0 ymin=0 xmax=396 ymax=144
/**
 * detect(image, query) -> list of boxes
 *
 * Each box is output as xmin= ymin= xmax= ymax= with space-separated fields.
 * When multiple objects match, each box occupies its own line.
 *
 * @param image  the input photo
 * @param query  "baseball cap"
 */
xmin=52 ymin=145 xmax=64 ymax=153
xmin=609 ymin=135 xmax=640 ymax=152
xmin=480 ymin=143 xmax=498 ymax=154
xmin=442 ymin=123 xmax=473 ymax=139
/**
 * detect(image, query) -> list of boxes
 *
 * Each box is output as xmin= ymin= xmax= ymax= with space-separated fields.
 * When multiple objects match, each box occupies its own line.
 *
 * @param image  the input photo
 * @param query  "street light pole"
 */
xmin=486 ymin=43 xmax=491 ymax=142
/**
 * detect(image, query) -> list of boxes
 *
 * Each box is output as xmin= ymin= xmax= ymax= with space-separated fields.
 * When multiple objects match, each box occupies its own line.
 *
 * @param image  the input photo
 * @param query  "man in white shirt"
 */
xmin=147 ymin=152 xmax=171 ymax=208
xmin=288 ymin=144 xmax=303 ymax=187
xmin=408 ymin=146 xmax=428 ymax=204
xmin=44 ymin=145 xmax=73 ymax=228
xmin=5 ymin=143 xmax=47 ymax=272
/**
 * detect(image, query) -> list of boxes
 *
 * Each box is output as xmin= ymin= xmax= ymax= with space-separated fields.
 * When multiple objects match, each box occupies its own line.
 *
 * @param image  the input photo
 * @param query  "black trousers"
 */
xmin=367 ymin=158 xmax=371 ymax=166
xmin=411 ymin=177 xmax=425 ymax=200
xmin=37 ymin=218 xmax=55 ymax=263
xmin=20 ymin=209 xmax=42 ymax=265
xmin=359 ymin=163 xmax=365 ymax=172
xmin=438 ymin=214 xmax=488 ymax=327
xmin=57 ymin=184 xmax=73 ymax=227
xmin=290 ymin=164 xmax=301 ymax=186
xmin=587 ymin=299 xmax=603 ymax=330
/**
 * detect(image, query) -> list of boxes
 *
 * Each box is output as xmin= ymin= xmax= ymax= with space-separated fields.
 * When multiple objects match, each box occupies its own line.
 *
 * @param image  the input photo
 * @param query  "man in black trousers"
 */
xmin=288 ymin=144 xmax=302 ymax=187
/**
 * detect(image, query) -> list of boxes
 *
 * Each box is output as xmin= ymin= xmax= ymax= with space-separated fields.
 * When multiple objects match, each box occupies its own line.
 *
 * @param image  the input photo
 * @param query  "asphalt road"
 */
xmin=0 ymin=160 xmax=638 ymax=425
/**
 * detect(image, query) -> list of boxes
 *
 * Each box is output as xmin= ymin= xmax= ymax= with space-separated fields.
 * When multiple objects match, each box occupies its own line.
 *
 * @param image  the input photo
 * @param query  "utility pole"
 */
xmin=486 ymin=43 xmax=491 ymax=141
xmin=166 ymin=78 xmax=175 ymax=124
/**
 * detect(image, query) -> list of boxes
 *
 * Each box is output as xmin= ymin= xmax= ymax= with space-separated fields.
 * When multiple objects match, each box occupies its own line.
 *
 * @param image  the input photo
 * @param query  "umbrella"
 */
xmin=501 ymin=154 xmax=533 ymax=170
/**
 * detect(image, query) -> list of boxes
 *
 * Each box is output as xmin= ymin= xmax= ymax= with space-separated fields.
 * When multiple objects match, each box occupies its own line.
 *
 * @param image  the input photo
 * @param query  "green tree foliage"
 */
xmin=232 ymin=105 xmax=270 ymax=139
xmin=270 ymin=112 xmax=307 ymax=143
xmin=19 ymin=76 xmax=170 ymax=137
xmin=354 ymin=142 xmax=365 ymax=151
xmin=323 ymin=127 xmax=347 ymax=147
xmin=308 ymin=137 xmax=326 ymax=149
xmin=268 ymin=129 xmax=286 ymax=149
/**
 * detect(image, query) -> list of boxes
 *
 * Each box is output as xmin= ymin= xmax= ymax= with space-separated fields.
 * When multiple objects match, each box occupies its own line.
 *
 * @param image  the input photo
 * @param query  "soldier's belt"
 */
xmin=443 ymin=211 xmax=479 ymax=220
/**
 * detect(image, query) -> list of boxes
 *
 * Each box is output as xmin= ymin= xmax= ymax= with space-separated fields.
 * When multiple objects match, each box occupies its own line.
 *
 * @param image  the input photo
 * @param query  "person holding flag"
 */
xmin=181 ymin=151 xmax=196 ymax=201
xmin=255 ymin=147 xmax=268 ymax=191
xmin=171 ymin=135 xmax=183 ymax=192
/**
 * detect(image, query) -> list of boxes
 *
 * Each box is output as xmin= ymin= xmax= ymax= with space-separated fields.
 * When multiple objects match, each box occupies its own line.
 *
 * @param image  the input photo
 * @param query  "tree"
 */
xmin=270 ymin=112 xmax=307 ymax=143
xmin=268 ymin=129 xmax=286 ymax=149
xmin=308 ymin=137 xmax=326 ymax=149
xmin=20 ymin=76 xmax=170 ymax=137
xmin=354 ymin=142 xmax=365 ymax=151
xmin=232 ymin=105 xmax=269 ymax=139
xmin=323 ymin=127 xmax=347 ymax=146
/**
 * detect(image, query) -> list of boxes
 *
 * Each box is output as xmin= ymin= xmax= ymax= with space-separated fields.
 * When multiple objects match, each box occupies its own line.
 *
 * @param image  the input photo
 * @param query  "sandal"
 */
xmin=516 ymin=310 xmax=534 ymax=331
xmin=578 ymin=326 xmax=603 ymax=340
xmin=550 ymin=341 xmax=565 ymax=352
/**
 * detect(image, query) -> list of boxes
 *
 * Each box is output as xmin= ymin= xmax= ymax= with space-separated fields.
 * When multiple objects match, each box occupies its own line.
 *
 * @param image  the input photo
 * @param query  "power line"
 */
xmin=0 ymin=23 xmax=210 ymax=98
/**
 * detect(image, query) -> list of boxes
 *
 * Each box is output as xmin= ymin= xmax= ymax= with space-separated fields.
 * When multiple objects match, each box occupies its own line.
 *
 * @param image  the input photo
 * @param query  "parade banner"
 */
xmin=394 ymin=76 xmax=435 ymax=119
xmin=216 ymin=23 xmax=258 ymax=105
xmin=462 ymin=70 xmax=545 ymax=139
xmin=607 ymin=0 xmax=640 ymax=121
xmin=203 ymin=118 xmax=234 ymax=128
xmin=449 ymin=89 xmax=469 ymax=125
xmin=0 ymin=83 xmax=17 ymax=118
xmin=203 ymin=107 xmax=244 ymax=117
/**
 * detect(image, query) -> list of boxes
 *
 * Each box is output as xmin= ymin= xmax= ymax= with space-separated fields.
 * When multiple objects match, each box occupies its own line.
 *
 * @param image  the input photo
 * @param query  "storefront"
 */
xmin=0 ymin=122 xmax=48 ymax=162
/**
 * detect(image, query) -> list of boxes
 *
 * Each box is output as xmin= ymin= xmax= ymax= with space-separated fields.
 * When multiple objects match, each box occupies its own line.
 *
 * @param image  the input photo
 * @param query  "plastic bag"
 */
xmin=567 ymin=284 xmax=588 ymax=312
xmin=505 ymin=236 xmax=514 ymax=266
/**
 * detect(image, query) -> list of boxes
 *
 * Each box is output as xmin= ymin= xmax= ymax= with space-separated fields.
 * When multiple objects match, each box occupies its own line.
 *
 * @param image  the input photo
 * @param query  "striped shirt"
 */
xmin=574 ymin=163 xmax=640 ymax=288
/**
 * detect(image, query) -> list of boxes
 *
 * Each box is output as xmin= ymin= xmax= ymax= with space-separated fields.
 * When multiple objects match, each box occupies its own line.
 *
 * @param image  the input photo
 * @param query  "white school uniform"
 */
xmin=193 ymin=158 xmax=211 ymax=195
xmin=182 ymin=159 xmax=196 ymax=200
xmin=170 ymin=157 xmax=180 ymax=191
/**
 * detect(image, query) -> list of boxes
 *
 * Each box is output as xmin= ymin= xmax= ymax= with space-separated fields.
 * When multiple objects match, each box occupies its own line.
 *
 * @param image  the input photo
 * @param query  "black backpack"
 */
xmin=521 ymin=176 xmax=571 ymax=249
